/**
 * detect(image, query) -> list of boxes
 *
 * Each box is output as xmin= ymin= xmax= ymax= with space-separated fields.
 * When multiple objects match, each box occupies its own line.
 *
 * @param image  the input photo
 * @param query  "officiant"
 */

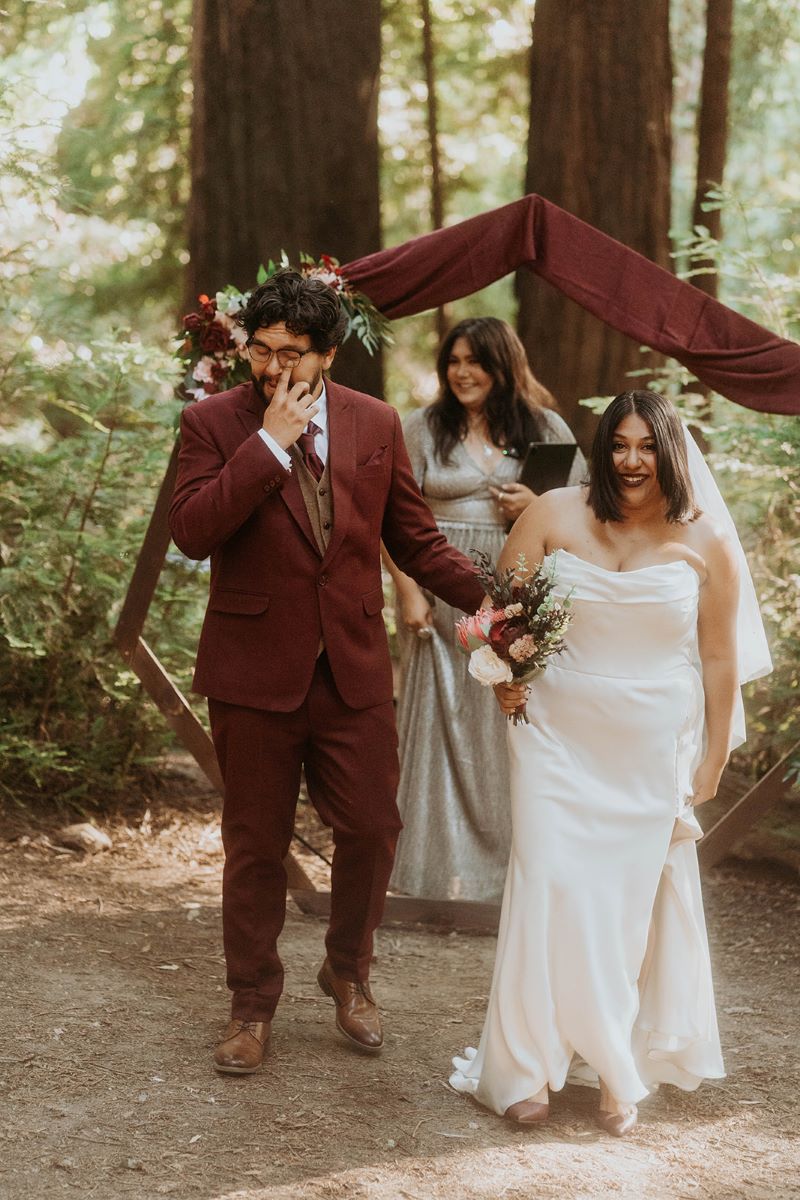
xmin=383 ymin=317 xmax=584 ymax=903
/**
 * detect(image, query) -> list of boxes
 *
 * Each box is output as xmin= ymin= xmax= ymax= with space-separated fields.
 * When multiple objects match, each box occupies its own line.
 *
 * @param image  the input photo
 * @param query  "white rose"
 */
xmin=468 ymin=644 xmax=513 ymax=687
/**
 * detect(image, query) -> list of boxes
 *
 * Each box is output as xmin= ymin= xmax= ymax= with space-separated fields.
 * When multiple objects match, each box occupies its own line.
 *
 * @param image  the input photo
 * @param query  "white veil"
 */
xmin=683 ymin=427 xmax=772 ymax=750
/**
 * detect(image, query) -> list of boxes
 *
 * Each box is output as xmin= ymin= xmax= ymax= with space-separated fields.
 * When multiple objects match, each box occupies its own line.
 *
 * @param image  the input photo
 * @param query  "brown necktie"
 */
xmin=298 ymin=420 xmax=324 ymax=481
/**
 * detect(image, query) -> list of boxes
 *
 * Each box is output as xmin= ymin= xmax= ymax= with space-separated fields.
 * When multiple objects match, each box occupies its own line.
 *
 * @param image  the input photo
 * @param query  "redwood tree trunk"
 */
xmin=186 ymin=0 xmax=383 ymax=393
xmin=420 ymin=0 xmax=448 ymax=343
xmin=691 ymin=0 xmax=734 ymax=299
xmin=517 ymin=0 xmax=673 ymax=446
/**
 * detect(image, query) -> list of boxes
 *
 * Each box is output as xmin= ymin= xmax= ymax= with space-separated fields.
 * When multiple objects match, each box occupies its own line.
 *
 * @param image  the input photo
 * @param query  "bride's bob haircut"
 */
xmin=588 ymin=390 xmax=699 ymax=524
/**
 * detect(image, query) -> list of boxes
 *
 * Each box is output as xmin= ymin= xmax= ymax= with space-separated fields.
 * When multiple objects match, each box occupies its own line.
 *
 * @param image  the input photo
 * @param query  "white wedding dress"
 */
xmin=450 ymin=549 xmax=728 ymax=1111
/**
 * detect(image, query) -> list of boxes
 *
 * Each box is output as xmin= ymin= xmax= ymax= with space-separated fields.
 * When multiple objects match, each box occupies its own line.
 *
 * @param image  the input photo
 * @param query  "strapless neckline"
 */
xmin=549 ymin=548 xmax=700 ymax=581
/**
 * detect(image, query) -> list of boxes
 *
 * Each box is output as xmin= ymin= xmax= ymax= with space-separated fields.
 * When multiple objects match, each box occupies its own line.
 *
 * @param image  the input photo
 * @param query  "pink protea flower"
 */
xmin=455 ymin=610 xmax=495 ymax=651
xmin=509 ymin=634 xmax=538 ymax=662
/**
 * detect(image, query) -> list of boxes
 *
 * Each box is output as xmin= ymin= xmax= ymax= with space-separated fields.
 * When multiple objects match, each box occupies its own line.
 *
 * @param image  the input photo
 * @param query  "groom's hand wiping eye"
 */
xmin=262 ymin=365 xmax=320 ymax=450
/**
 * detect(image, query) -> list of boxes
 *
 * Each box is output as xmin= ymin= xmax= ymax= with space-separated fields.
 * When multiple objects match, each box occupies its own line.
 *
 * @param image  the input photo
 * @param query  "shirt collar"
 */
xmin=310 ymin=382 xmax=328 ymax=434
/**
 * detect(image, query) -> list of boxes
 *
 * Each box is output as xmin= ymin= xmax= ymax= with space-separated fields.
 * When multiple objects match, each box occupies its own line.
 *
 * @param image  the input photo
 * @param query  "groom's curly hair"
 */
xmin=237 ymin=269 xmax=348 ymax=353
xmin=589 ymin=390 xmax=699 ymax=524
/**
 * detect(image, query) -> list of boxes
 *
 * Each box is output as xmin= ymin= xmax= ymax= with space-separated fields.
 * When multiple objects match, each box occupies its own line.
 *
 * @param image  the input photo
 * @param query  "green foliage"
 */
xmin=1 ymin=1 xmax=191 ymax=333
xmin=380 ymin=2 xmax=533 ymax=411
xmin=674 ymin=180 xmax=800 ymax=343
xmin=0 ymin=336 xmax=208 ymax=809
xmin=54 ymin=0 xmax=191 ymax=317
xmin=707 ymin=393 xmax=799 ymax=784
xmin=671 ymin=0 xmax=800 ymax=283
xmin=0 ymin=17 xmax=204 ymax=810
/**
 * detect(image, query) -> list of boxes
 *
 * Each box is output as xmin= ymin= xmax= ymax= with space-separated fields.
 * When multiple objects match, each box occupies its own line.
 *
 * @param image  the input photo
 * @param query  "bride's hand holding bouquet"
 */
xmin=494 ymin=678 xmax=531 ymax=718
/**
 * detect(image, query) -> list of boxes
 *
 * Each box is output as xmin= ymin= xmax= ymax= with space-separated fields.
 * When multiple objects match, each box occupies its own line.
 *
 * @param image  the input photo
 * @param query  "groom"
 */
xmin=169 ymin=270 xmax=484 ymax=1073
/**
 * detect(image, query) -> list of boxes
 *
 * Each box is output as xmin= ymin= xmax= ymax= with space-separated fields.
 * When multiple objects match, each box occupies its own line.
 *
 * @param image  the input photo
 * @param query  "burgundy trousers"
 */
xmin=208 ymin=653 xmax=402 ymax=1022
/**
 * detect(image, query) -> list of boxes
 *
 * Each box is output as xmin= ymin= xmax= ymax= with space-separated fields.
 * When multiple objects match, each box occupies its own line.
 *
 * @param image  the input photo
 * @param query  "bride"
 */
xmin=449 ymin=390 xmax=771 ymax=1136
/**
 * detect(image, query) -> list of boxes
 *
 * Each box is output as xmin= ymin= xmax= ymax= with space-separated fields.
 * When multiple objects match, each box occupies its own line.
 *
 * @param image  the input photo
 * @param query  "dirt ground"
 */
xmin=2 ymin=763 xmax=799 ymax=1200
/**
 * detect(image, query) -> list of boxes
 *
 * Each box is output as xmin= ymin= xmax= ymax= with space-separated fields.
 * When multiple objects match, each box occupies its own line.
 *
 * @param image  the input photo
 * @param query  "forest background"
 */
xmin=0 ymin=0 xmax=798 ymax=860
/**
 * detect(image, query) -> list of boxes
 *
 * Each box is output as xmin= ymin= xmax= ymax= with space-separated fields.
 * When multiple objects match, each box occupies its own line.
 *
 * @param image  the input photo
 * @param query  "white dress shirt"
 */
xmin=258 ymin=383 xmax=329 ymax=470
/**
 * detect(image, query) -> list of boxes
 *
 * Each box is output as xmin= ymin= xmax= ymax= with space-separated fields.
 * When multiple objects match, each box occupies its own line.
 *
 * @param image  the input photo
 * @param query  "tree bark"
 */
xmin=420 ymin=0 xmax=448 ymax=343
xmin=186 ymin=0 xmax=383 ymax=394
xmin=517 ymin=0 xmax=673 ymax=446
xmin=691 ymin=0 xmax=734 ymax=300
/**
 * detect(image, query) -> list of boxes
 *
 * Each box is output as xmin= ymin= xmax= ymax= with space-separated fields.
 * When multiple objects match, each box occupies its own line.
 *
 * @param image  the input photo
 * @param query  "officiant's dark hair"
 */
xmin=237 ymin=269 xmax=348 ymax=352
xmin=589 ymin=390 xmax=699 ymax=523
xmin=427 ymin=317 xmax=556 ymax=465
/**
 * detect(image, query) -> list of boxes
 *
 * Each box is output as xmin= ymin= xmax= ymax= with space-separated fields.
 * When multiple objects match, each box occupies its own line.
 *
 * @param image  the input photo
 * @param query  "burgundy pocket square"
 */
xmin=361 ymin=445 xmax=388 ymax=467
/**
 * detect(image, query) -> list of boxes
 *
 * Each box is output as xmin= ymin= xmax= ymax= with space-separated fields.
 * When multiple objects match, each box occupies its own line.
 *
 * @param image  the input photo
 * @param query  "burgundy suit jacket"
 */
xmin=169 ymin=380 xmax=485 ymax=711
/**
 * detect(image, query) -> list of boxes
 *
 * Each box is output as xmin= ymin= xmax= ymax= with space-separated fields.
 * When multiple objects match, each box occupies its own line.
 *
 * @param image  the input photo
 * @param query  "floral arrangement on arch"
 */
xmin=175 ymin=252 xmax=392 ymax=403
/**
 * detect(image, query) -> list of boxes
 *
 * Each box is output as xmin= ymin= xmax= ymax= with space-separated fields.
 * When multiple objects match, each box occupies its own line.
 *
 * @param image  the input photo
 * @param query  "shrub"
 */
xmin=0 ymin=336 xmax=207 ymax=810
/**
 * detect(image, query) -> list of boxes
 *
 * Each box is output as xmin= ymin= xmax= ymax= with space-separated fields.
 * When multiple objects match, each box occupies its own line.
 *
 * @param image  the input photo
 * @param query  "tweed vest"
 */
xmin=289 ymin=446 xmax=334 ymax=555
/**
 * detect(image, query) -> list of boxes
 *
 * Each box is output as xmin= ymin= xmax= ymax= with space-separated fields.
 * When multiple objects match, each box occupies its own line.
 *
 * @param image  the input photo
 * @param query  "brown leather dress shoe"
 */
xmin=317 ymin=958 xmax=383 ymax=1052
xmin=213 ymin=1019 xmax=270 ymax=1074
xmin=505 ymin=1098 xmax=549 ymax=1124
xmin=596 ymin=1105 xmax=638 ymax=1137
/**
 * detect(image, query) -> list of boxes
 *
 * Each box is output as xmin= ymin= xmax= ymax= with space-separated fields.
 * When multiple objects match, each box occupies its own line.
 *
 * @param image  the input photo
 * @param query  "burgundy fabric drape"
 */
xmin=344 ymin=194 xmax=799 ymax=416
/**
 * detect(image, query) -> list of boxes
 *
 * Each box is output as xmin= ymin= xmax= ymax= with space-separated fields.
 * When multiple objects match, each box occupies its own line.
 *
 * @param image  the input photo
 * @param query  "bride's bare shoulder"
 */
xmin=685 ymin=511 xmax=739 ymax=580
xmin=508 ymin=486 xmax=587 ymax=554
xmin=529 ymin=484 xmax=587 ymax=517
xmin=528 ymin=484 xmax=588 ymax=532
xmin=548 ymin=484 xmax=587 ymax=506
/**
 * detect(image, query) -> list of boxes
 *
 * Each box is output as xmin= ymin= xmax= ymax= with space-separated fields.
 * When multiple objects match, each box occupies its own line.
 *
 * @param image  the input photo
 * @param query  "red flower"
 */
xmin=488 ymin=617 xmax=527 ymax=658
xmin=201 ymin=323 xmax=234 ymax=354
xmin=199 ymin=362 xmax=230 ymax=396
xmin=183 ymin=312 xmax=203 ymax=332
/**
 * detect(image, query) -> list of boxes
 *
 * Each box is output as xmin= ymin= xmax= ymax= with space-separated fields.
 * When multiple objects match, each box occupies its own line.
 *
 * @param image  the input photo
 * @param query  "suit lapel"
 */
xmin=322 ymin=380 xmax=356 ymax=566
xmin=235 ymin=383 xmax=320 ymax=555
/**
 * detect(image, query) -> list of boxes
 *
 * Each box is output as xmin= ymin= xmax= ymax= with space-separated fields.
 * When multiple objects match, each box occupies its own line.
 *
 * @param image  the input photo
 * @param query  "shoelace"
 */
xmin=231 ymin=1020 xmax=265 ymax=1040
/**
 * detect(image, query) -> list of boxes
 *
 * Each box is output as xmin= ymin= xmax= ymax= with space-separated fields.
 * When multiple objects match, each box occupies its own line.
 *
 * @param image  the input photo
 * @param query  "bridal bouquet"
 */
xmin=455 ymin=550 xmax=573 ymax=724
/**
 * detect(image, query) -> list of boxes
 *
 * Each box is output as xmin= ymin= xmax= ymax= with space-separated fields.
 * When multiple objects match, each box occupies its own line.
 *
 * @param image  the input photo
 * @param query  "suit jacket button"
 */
xmin=318 ymin=574 xmax=328 ymax=587
xmin=323 ymin=520 xmax=331 ymax=530
xmin=318 ymin=486 xmax=327 ymax=496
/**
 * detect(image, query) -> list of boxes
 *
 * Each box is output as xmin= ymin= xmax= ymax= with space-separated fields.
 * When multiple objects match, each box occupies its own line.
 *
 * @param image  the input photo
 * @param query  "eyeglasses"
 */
xmin=246 ymin=340 xmax=314 ymax=369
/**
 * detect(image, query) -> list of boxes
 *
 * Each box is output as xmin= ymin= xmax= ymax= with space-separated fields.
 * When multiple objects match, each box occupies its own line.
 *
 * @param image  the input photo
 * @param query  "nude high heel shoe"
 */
xmin=596 ymin=1105 xmax=638 ymax=1137
xmin=505 ymin=1087 xmax=549 ymax=1124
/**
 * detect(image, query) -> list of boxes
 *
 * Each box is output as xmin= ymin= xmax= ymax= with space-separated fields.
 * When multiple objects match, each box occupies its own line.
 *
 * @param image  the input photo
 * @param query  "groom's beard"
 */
xmin=253 ymin=367 xmax=323 ymax=406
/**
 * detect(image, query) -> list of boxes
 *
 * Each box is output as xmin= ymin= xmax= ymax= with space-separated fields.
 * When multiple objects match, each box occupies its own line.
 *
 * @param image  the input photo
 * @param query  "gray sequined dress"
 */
xmin=390 ymin=406 xmax=585 ymax=902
